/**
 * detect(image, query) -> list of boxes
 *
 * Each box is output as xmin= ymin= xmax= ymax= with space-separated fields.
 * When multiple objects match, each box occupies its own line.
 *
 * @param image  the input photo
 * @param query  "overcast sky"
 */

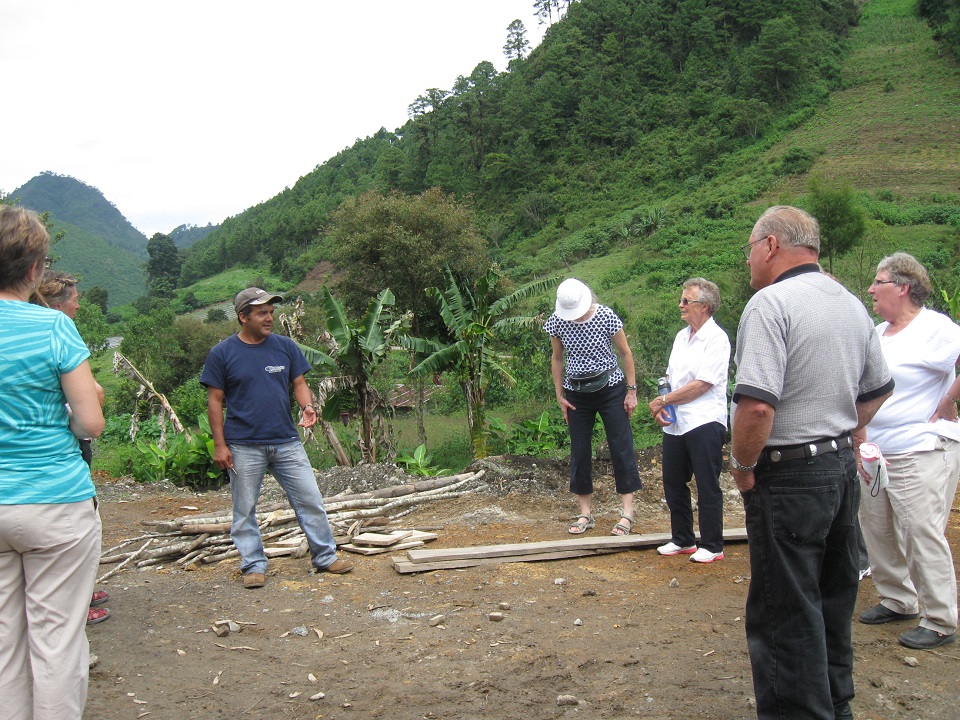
xmin=1 ymin=1 xmax=547 ymax=237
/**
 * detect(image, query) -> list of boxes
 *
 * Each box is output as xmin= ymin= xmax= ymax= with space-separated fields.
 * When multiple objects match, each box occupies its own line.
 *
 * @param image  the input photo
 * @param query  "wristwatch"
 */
xmin=625 ymin=384 xmax=637 ymax=391
xmin=730 ymin=455 xmax=757 ymax=472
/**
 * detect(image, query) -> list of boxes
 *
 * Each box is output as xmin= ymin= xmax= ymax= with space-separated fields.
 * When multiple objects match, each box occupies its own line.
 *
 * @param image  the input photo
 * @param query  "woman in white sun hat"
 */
xmin=544 ymin=278 xmax=642 ymax=536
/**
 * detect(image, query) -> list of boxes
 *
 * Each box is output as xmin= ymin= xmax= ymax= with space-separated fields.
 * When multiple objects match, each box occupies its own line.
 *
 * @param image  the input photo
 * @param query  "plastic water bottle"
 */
xmin=859 ymin=442 xmax=889 ymax=495
xmin=657 ymin=377 xmax=677 ymax=425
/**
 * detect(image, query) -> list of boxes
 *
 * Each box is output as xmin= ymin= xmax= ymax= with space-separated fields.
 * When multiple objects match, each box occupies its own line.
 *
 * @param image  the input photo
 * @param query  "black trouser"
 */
xmin=661 ymin=421 xmax=725 ymax=553
xmin=566 ymin=382 xmax=642 ymax=495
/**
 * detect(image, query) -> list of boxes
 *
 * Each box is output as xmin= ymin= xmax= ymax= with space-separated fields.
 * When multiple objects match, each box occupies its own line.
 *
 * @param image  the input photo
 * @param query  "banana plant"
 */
xmin=298 ymin=287 xmax=409 ymax=464
xmin=403 ymin=267 xmax=558 ymax=458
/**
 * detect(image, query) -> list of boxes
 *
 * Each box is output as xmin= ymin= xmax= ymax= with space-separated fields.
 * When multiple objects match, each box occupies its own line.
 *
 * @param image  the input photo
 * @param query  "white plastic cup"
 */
xmin=860 ymin=442 xmax=889 ymax=492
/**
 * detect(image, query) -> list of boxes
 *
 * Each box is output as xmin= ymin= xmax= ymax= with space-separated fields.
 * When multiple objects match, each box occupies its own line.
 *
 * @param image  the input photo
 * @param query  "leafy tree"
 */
xmin=328 ymin=188 xmax=488 ymax=335
xmin=298 ymin=287 xmax=410 ymax=464
xmin=85 ymin=285 xmax=109 ymax=313
xmin=74 ymin=302 xmax=110 ymax=355
xmin=146 ymin=233 xmax=181 ymax=297
xmin=806 ymin=175 xmax=867 ymax=274
xmin=403 ymin=268 xmax=559 ymax=459
xmin=504 ymin=19 xmax=530 ymax=61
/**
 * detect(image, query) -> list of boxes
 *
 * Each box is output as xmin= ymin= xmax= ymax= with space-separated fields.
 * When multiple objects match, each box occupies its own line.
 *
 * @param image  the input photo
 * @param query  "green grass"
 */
xmin=179 ymin=267 xmax=296 ymax=308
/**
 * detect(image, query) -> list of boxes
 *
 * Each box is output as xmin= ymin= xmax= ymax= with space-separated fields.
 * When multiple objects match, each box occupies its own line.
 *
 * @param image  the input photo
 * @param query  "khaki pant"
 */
xmin=0 ymin=500 xmax=102 ymax=720
xmin=860 ymin=437 xmax=960 ymax=635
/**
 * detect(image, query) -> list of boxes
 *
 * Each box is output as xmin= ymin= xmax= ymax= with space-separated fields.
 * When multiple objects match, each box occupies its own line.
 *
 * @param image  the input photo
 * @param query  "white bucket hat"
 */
xmin=555 ymin=278 xmax=593 ymax=321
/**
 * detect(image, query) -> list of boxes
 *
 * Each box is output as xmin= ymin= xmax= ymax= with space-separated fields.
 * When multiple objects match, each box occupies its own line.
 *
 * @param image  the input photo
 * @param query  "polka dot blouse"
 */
xmin=544 ymin=305 xmax=625 ymax=390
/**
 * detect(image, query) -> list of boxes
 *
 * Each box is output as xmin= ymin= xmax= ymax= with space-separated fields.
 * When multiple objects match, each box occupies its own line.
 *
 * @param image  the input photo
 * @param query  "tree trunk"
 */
xmin=319 ymin=419 xmax=352 ymax=466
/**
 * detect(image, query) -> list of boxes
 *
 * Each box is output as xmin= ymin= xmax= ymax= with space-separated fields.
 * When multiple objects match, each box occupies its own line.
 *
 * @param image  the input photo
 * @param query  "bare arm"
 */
xmin=550 ymin=336 xmax=575 ymax=423
xmin=730 ymin=395 xmax=776 ymax=492
xmin=61 ymin=360 xmax=105 ymax=438
xmin=612 ymin=329 xmax=638 ymax=416
xmin=292 ymin=375 xmax=317 ymax=429
xmin=207 ymin=386 xmax=233 ymax=470
xmin=649 ymin=379 xmax=714 ymax=421
xmin=929 ymin=353 xmax=960 ymax=423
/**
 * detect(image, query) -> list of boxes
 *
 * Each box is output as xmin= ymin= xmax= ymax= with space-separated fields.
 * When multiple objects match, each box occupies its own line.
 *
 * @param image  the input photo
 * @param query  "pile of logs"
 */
xmin=97 ymin=471 xmax=483 ymax=582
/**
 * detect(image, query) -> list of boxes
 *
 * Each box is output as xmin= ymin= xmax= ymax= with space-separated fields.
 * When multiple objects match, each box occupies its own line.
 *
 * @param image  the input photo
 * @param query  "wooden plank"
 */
xmin=351 ymin=531 xmax=414 ymax=547
xmin=392 ymin=548 xmax=621 ymax=574
xmin=403 ymin=527 xmax=748 ymax=564
xmin=343 ymin=540 xmax=425 ymax=556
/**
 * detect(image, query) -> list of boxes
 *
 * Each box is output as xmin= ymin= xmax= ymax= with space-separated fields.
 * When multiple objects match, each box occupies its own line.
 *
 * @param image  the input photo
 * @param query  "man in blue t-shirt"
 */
xmin=200 ymin=287 xmax=353 ymax=588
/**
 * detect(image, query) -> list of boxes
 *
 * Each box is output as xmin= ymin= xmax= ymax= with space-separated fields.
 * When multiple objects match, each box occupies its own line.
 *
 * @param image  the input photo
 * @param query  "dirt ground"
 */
xmin=84 ymin=451 xmax=960 ymax=720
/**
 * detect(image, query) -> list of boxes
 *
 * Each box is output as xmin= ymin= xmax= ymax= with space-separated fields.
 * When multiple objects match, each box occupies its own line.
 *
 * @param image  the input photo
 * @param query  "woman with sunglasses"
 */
xmin=35 ymin=271 xmax=111 ymax=626
xmin=650 ymin=278 xmax=730 ymax=564
xmin=857 ymin=252 xmax=960 ymax=650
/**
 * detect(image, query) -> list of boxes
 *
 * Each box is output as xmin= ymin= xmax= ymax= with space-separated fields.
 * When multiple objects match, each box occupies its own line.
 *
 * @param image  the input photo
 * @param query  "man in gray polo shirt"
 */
xmin=730 ymin=206 xmax=894 ymax=720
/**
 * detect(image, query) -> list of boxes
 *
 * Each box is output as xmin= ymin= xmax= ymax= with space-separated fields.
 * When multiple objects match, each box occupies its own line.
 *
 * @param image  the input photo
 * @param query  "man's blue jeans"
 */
xmin=743 ymin=448 xmax=859 ymax=720
xmin=228 ymin=441 xmax=338 ymax=574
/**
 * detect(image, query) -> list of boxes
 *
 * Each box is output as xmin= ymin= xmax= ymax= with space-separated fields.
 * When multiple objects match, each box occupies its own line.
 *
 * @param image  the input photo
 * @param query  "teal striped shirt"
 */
xmin=0 ymin=300 xmax=94 ymax=504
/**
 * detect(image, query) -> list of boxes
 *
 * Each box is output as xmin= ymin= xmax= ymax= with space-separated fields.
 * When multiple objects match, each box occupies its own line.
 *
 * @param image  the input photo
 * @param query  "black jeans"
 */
xmin=662 ymin=421 xmax=725 ymax=553
xmin=743 ymin=448 xmax=859 ymax=720
xmin=566 ymin=382 xmax=642 ymax=495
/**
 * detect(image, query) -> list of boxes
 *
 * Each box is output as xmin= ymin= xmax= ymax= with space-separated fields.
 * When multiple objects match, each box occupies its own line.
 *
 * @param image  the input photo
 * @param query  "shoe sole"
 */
xmin=859 ymin=611 xmax=919 ymax=625
xmin=90 ymin=594 xmax=109 ymax=607
xmin=898 ymin=633 xmax=957 ymax=650
xmin=657 ymin=548 xmax=697 ymax=556
xmin=691 ymin=553 xmax=724 ymax=563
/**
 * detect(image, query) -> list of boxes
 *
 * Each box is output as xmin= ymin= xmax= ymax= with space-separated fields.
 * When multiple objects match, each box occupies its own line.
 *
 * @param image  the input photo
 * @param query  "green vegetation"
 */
xmin=63 ymin=0 xmax=960 ymax=483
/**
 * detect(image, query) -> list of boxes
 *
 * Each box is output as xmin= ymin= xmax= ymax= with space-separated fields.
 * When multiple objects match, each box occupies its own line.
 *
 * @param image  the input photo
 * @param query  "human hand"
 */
xmin=558 ymin=396 xmax=575 ymax=424
xmin=213 ymin=444 xmax=233 ymax=471
xmin=299 ymin=405 xmax=318 ymax=429
xmin=623 ymin=391 xmax=637 ymax=416
xmin=929 ymin=394 xmax=959 ymax=423
xmin=732 ymin=468 xmax=755 ymax=493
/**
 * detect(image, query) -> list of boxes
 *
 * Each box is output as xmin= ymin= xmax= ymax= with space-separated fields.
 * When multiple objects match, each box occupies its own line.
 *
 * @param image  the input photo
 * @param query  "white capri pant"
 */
xmin=0 ymin=499 xmax=102 ymax=720
xmin=859 ymin=437 xmax=960 ymax=635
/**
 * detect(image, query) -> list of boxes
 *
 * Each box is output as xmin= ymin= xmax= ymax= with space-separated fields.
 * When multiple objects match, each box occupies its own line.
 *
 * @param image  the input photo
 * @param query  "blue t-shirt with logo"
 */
xmin=200 ymin=333 xmax=311 ymax=445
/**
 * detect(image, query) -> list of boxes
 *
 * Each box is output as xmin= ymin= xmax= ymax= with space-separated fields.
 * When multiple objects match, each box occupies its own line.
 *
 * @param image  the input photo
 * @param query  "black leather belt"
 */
xmin=758 ymin=434 xmax=853 ymax=465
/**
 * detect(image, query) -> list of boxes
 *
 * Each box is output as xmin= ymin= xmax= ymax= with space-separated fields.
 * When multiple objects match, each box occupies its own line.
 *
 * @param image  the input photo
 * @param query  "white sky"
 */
xmin=1 ymin=1 xmax=547 ymax=237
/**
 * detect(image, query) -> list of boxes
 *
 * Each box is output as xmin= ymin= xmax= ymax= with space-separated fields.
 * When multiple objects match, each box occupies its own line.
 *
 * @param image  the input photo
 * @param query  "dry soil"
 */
xmin=84 ymin=453 xmax=960 ymax=720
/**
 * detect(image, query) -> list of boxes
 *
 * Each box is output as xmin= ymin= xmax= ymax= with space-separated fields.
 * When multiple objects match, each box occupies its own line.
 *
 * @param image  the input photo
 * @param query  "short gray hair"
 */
xmin=683 ymin=277 xmax=720 ymax=315
xmin=877 ymin=252 xmax=931 ymax=307
xmin=755 ymin=205 xmax=820 ymax=253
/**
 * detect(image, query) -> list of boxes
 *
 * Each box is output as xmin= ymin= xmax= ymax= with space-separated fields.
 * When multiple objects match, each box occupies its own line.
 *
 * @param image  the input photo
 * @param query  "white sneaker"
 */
xmin=690 ymin=548 xmax=724 ymax=563
xmin=858 ymin=567 xmax=872 ymax=581
xmin=657 ymin=541 xmax=697 ymax=556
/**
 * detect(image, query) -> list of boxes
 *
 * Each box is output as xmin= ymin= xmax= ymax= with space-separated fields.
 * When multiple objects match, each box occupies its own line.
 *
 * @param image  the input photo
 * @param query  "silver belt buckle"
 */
xmin=770 ymin=450 xmax=782 ymax=462
xmin=808 ymin=443 xmax=819 ymax=457
xmin=831 ymin=439 xmax=838 ymax=450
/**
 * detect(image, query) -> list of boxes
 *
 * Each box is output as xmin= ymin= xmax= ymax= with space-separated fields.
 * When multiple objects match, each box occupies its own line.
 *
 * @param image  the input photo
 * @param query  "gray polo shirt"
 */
xmin=733 ymin=265 xmax=893 ymax=447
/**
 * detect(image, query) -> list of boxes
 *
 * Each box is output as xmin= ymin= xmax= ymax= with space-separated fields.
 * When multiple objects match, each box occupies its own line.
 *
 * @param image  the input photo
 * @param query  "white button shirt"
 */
xmin=664 ymin=315 xmax=731 ymax=436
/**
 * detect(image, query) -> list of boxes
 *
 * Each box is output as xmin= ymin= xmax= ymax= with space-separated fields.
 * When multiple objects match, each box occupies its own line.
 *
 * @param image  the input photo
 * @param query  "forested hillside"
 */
xmin=12 ymin=172 xmax=149 ymax=258
xmin=180 ymin=0 xmax=862 ymax=285
xmin=10 ymin=173 xmax=149 ymax=306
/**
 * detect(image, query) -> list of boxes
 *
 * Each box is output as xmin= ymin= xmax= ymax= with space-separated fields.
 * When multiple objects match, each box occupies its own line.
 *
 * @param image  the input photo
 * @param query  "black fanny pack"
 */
xmin=568 ymin=368 xmax=613 ymax=393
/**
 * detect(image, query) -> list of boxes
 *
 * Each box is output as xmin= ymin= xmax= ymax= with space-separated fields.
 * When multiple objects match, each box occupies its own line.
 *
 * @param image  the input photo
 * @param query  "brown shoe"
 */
xmin=318 ymin=558 xmax=354 ymax=574
xmin=242 ymin=572 xmax=266 ymax=589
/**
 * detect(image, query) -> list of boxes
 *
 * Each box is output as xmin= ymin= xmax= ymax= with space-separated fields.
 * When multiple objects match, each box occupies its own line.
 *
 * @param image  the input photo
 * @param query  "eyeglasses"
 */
xmin=870 ymin=279 xmax=898 ymax=287
xmin=44 ymin=256 xmax=53 ymax=269
xmin=741 ymin=236 xmax=768 ymax=259
xmin=680 ymin=298 xmax=703 ymax=306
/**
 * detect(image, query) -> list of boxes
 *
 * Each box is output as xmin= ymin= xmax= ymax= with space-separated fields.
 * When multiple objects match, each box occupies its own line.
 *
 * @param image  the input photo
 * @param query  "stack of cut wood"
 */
xmin=97 ymin=471 xmax=483 ymax=581
xmin=391 ymin=527 xmax=748 ymax=574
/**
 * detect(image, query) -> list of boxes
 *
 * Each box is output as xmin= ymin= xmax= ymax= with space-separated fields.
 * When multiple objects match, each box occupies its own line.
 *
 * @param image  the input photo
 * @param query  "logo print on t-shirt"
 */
xmin=264 ymin=365 xmax=286 ymax=374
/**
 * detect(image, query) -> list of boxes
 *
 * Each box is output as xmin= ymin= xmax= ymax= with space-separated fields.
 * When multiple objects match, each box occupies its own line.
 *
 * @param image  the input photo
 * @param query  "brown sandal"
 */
xmin=611 ymin=515 xmax=634 ymax=536
xmin=568 ymin=514 xmax=595 ymax=535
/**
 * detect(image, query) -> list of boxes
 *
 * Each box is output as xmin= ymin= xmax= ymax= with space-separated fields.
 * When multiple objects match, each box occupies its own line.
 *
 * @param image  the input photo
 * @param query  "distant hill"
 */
xmin=169 ymin=223 xmax=219 ymax=249
xmin=46 ymin=218 xmax=147 ymax=307
xmin=11 ymin=172 xmax=147 ymax=306
xmin=13 ymin=172 xmax=149 ymax=258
